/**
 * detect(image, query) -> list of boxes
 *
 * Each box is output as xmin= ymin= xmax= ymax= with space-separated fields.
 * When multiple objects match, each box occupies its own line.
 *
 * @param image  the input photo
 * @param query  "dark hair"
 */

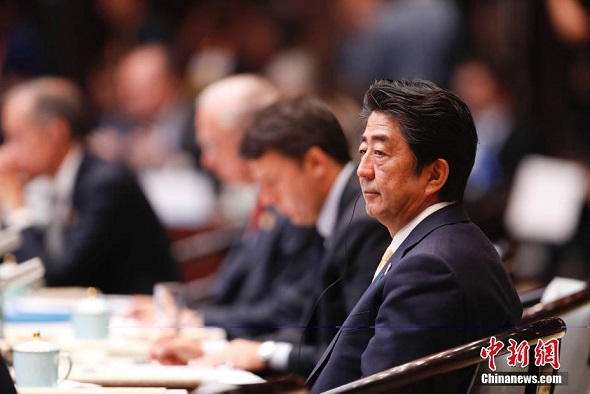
xmin=34 ymin=93 xmax=87 ymax=139
xmin=361 ymin=79 xmax=478 ymax=202
xmin=240 ymin=96 xmax=351 ymax=165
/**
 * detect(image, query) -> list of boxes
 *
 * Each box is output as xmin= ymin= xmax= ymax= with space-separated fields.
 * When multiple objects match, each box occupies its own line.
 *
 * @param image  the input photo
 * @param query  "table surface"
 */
xmin=2 ymin=288 xmax=263 ymax=390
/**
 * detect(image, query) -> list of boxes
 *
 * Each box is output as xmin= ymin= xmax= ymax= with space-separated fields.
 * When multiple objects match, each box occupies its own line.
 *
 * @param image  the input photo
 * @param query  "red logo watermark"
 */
xmin=480 ymin=336 xmax=560 ymax=371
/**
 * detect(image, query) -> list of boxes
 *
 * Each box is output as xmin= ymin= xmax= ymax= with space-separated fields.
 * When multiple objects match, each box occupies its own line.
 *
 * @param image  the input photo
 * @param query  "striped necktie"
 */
xmin=372 ymin=246 xmax=393 ymax=282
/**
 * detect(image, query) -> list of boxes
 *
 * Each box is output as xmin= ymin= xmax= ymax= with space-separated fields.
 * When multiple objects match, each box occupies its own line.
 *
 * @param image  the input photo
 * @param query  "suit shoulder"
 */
xmin=77 ymin=154 xmax=138 ymax=189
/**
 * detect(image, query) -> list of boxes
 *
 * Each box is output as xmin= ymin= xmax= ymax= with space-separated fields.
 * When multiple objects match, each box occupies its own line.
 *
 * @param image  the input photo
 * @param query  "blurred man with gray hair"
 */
xmin=0 ymin=77 xmax=178 ymax=294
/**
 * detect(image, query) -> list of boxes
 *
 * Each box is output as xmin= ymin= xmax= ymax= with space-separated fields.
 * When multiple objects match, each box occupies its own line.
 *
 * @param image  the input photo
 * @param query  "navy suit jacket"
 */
xmin=266 ymin=172 xmax=391 ymax=376
xmin=197 ymin=210 xmax=318 ymax=339
xmin=308 ymin=204 xmax=523 ymax=392
xmin=16 ymin=152 xmax=179 ymax=294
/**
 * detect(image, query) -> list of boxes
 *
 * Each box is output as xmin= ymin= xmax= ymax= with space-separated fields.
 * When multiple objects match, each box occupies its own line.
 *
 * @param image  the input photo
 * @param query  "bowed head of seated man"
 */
xmin=150 ymin=96 xmax=391 ymax=376
xmin=0 ymin=77 xmax=178 ymax=294
xmin=144 ymin=75 xmax=319 ymax=350
xmin=307 ymin=79 xmax=524 ymax=393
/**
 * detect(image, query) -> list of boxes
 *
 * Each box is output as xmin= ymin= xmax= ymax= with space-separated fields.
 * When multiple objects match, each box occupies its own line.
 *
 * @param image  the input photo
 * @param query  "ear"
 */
xmin=47 ymin=118 xmax=71 ymax=143
xmin=424 ymin=158 xmax=449 ymax=198
xmin=302 ymin=146 xmax=329 ymax=179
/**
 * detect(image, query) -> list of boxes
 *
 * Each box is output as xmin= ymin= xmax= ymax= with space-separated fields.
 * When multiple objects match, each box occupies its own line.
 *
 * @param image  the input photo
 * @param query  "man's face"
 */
xmin=196 ymin=110 xmax=251 ymax=184
xmin=1 ymin=98 xmax=57 ymax=177
xmin=248 ymin=150 xmax=323 ymax=226
xmin=357 ymin=111 xmax=431 ymax=233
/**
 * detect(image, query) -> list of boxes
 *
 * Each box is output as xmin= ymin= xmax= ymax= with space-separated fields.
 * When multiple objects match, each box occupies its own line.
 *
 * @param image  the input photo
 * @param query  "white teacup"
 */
xmin=72 ymin=288 xmax=111 ymax=340
xmin=13 ymin=332 xmax=72 ymax=387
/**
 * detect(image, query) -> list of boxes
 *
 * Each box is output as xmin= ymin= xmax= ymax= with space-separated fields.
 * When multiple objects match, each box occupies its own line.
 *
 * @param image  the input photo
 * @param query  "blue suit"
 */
xmin=197 ymin=210 xmax=318 ymax=339
xmin=16 ymin=152 xmax=179 ymax=294
xmin=308 ymin=204 xmax=523 ymax=392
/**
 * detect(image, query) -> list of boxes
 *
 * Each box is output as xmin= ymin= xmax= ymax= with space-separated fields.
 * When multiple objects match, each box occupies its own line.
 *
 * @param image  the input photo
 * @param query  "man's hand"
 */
xmin=126 ymin=294 xmax=156 ymax=323
xmin=0 ymin=147 xmax=26 ymax=211
xmin=193 ymin=339 xmax=266 ymax=371
xmin=148 ymin=336 xmax=204 ymax=365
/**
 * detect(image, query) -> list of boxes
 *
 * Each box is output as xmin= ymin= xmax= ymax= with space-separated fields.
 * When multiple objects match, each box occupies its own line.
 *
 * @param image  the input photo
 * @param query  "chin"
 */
xmin=290 ymin=214 xmax=313 ymax=227
xmin=364 ymin=204 xmax=379 ymax=219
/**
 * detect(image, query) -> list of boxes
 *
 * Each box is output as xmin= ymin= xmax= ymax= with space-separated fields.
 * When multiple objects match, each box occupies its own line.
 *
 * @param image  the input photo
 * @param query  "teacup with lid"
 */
xmin=72 ymin=287 xmax=111 ymax=340
xmin=13 ymin=331 xmax=72 ymax=387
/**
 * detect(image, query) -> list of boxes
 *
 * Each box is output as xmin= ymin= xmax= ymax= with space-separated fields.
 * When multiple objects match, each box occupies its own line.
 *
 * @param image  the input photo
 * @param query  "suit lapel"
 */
xmin=307 ymin=204 xmax=471 ymax=385
xmin=373 ymin=203 xmax=470 ymax=281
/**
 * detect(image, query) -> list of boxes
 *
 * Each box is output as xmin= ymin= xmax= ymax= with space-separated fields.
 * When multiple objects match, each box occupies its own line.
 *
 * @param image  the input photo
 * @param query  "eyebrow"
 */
xmin=360 ymin=133 xmax=390 ymax=144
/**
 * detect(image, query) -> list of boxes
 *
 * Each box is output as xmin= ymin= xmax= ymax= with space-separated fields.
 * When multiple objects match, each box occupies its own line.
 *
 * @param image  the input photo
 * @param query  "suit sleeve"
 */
xmin=360 ymin=252 xmax=464 ymax=376
xmin=200 ymin=220 xmax=316 ymax=339
xmin=201 ymin=278 xmax=311 ymax=339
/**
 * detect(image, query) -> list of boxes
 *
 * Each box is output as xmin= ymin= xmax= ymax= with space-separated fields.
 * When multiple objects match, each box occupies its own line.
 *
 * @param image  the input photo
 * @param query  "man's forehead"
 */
xmin=361 ymin=112 xmax=401 ymax=143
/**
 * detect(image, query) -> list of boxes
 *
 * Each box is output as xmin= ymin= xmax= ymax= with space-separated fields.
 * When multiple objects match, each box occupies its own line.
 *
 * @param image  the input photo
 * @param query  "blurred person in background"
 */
xmin=542 ymin=0 xmax=590 ymax=280
xmin=150 ymin=96 xmax=391 ymax=379
xmin=0 ymin=77 xmax=178 ymax=294
xmin=133 ymin=74 xmax=318 ymax=341
xmin=89 ymin=43 xmax=216 ymax=228
xmin=89 ymin=43 xmax=198 ymax=170
xmin=264 ymin=48 xmax=362 ymax=160
xmin=175 ymin=1 xmax=284 ymax=95
xmin=451 ymin=58 xmax=531 ymax=243
xmin=333 ymin=0 xmax=462 ymax=97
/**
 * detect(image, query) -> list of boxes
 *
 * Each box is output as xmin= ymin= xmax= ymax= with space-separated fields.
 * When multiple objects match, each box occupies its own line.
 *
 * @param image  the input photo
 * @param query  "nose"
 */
xmin=357 ymin=152 xmax=374 ymax=180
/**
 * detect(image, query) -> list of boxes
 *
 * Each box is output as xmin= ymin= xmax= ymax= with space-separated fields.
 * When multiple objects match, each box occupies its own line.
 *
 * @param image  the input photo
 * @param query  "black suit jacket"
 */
xmin=197 ymin=210 xmax=318 ymax=339
xmin=307 ymin=204 xmax=523 ymax=392
xmin=0 ymin=354 xmax=16 ymax=394
xmin=266 ymin=171 xmax=391 ymax=376
xmin=16 ymin=152 xmax=179 ymax=294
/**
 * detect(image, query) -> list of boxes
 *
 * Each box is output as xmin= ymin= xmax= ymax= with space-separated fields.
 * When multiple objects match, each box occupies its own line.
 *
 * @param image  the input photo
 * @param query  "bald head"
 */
xmin=195 ymin=74 xmax=279 ymax=184
xmin=197 ymin=74 xmax=279 ymax=133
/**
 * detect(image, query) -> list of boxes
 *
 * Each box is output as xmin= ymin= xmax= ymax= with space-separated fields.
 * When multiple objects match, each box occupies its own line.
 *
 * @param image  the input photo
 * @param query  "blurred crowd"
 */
xmin=1 ymin=0 xmax=590 ymax=286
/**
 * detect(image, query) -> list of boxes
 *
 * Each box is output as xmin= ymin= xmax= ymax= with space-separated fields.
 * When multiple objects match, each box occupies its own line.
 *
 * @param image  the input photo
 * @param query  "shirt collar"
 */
xmin=389 ymin=201 xmax=456 ymax=255
xmin=53 ymin=145 xmax=83 ymax=202
xmin=317 ymin=162 xmax=355 ymax=240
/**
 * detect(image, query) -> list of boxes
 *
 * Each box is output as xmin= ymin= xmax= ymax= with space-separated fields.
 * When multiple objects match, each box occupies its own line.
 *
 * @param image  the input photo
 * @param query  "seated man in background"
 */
xmin=0 ymin=77 xmax=178 ymax=294
xmin=190 ymin=75 xmax=319 ymax=339
xmin=133 ymin=74 xmax=319 ymax=340
xmin=307 ymin=79 xmax=523 ymax=392
xmin=150 ymin=96 xmax=391 ymax=377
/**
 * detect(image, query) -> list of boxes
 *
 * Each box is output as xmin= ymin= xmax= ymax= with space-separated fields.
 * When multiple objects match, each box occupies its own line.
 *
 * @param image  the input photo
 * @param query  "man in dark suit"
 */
xmin=144 ymin=75 xmax=318 ymax=346
xmin=0 ymin=77 xmax=178 ymax=294
xmin=307 ymin=79 xmax=523 ymax=392
xmin=152 ymin=97 xmax=390 ymax=376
